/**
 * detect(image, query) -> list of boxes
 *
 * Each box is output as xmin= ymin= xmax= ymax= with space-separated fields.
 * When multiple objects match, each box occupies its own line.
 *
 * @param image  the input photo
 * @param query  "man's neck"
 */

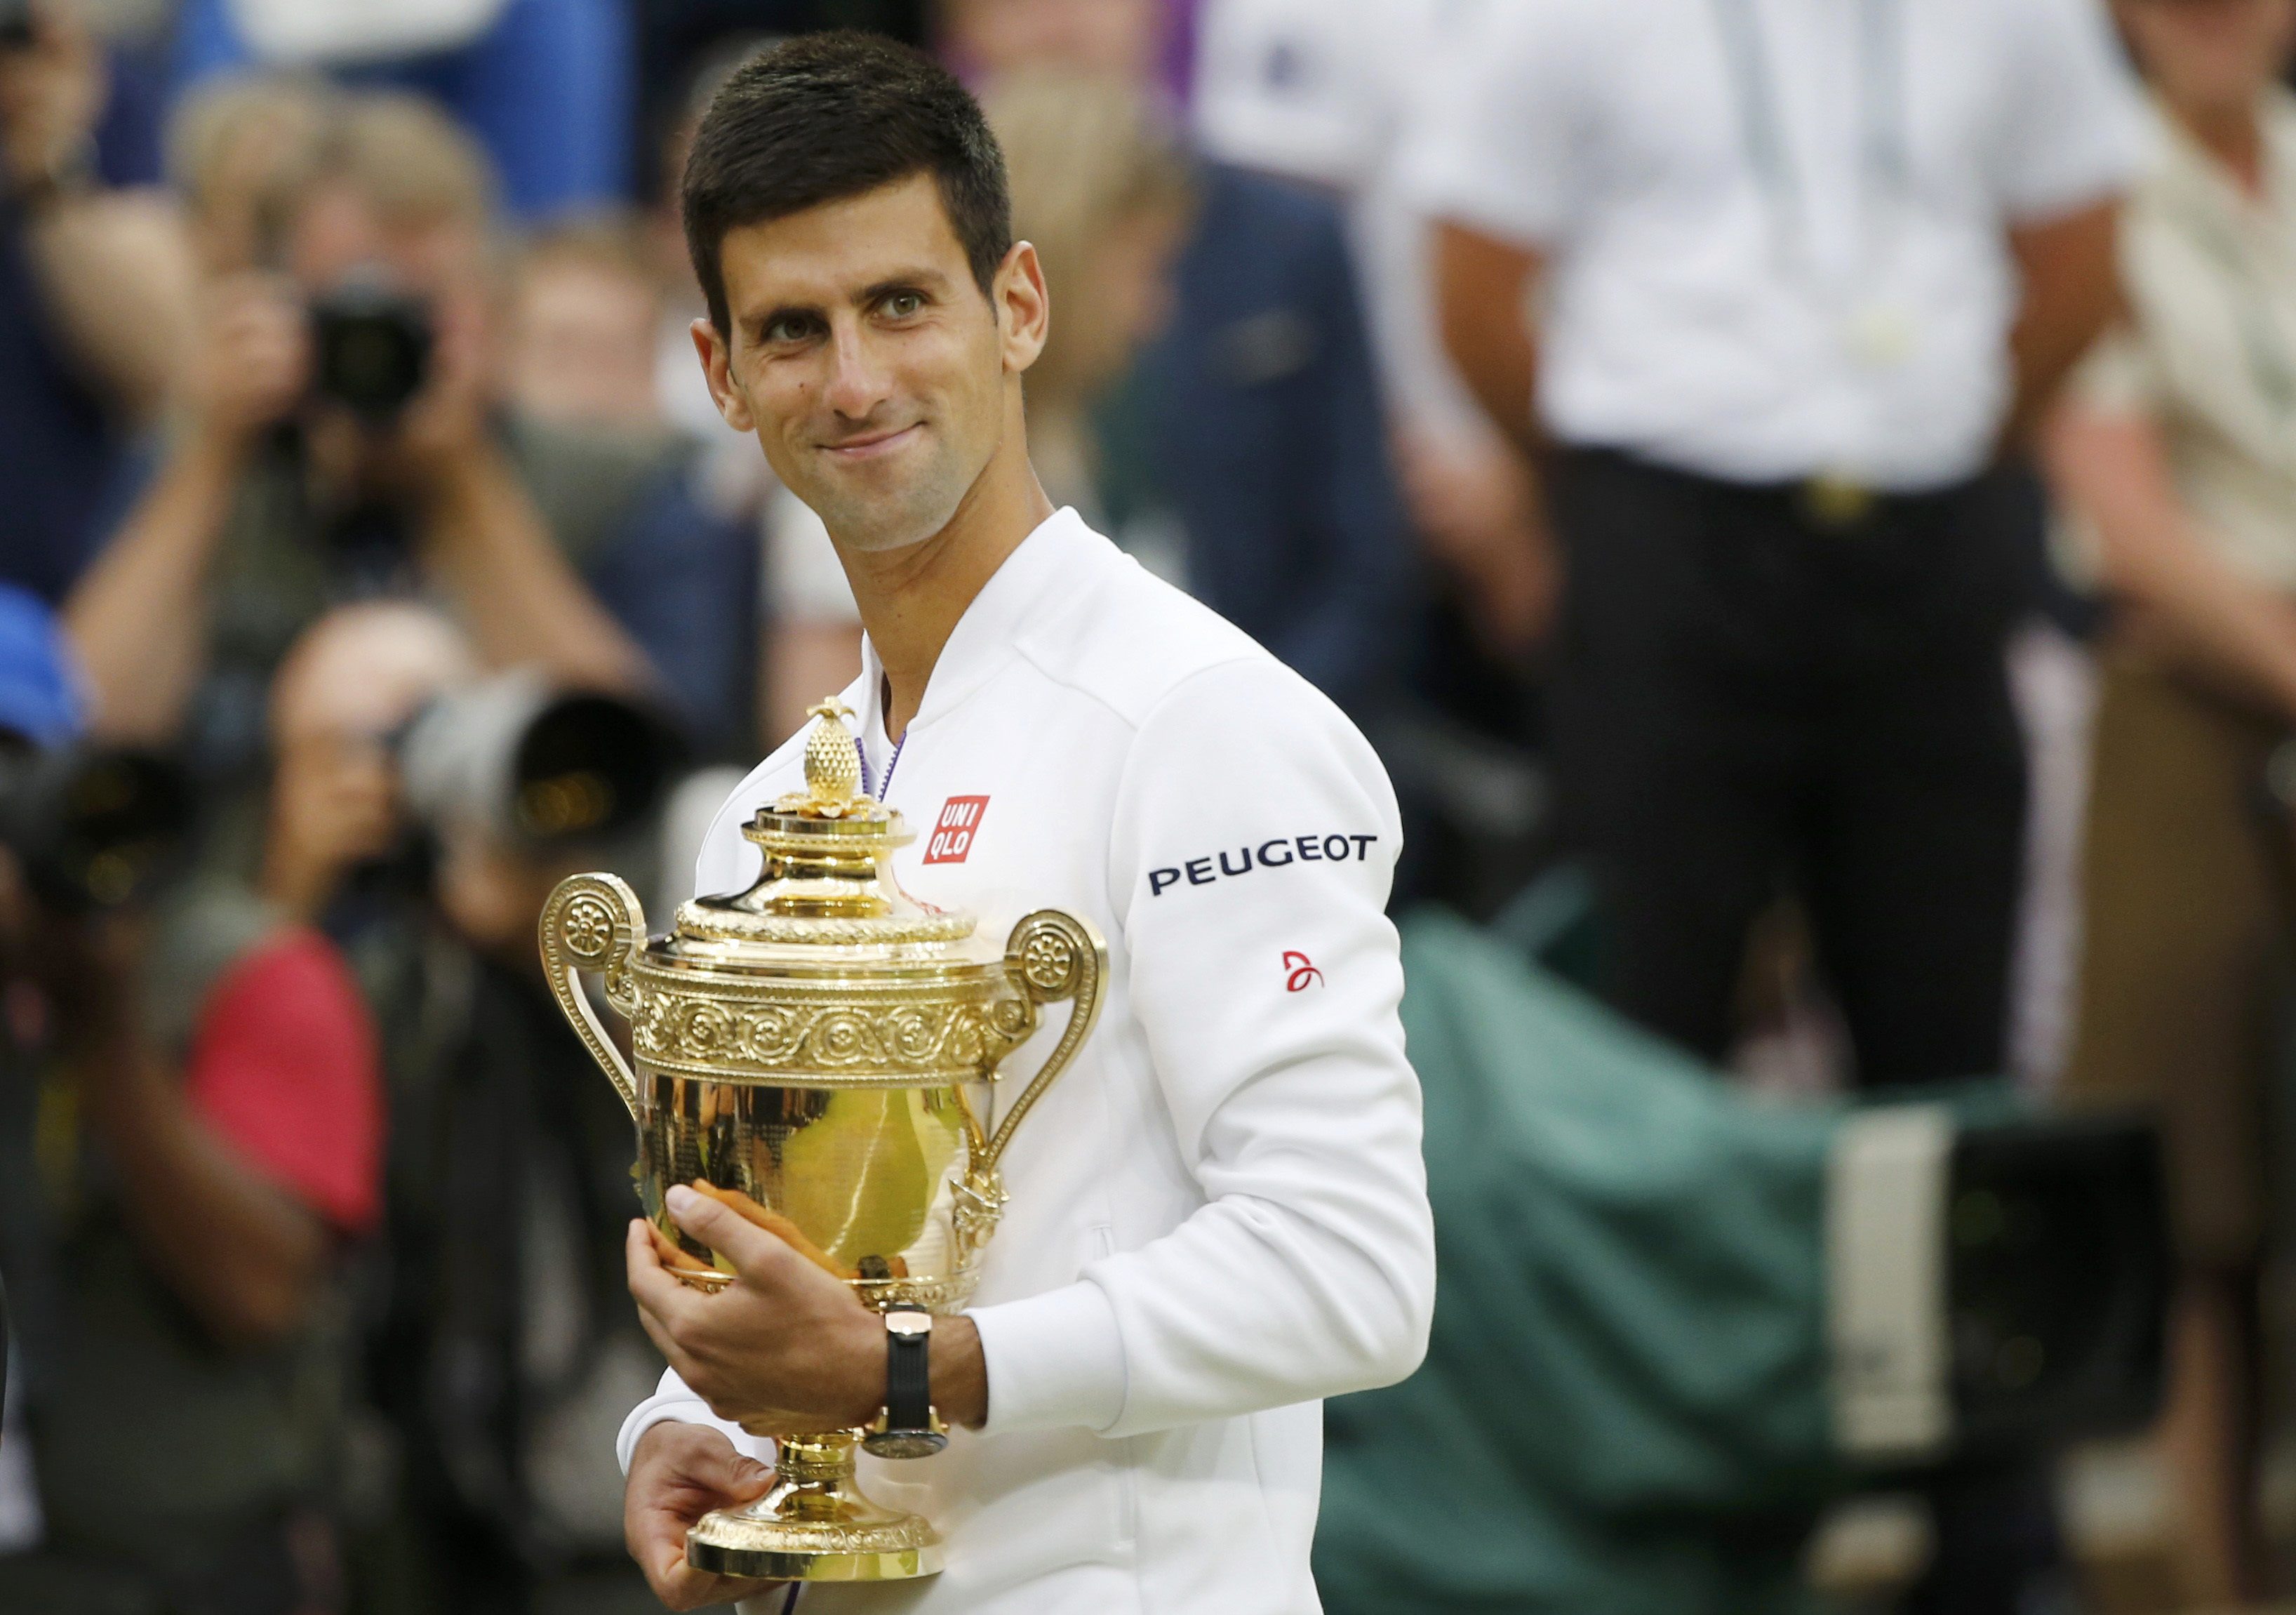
xmin=836 ymin=401 xmax=1054 ymax=743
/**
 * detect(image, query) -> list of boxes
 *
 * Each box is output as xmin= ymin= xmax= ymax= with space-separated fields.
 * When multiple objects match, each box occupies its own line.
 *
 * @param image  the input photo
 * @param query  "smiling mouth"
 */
xmin=820 ymin=423 xmax=923 ymax=461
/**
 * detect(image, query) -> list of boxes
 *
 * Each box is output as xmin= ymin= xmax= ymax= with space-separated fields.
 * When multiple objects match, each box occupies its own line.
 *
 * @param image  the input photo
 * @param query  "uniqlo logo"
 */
xmin=923 ymin=796 xmax=989 ymax=864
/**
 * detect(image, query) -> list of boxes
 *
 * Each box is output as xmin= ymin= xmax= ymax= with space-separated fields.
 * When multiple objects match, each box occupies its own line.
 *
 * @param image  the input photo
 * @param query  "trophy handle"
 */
xmin=539 ymin=872 xmax=648 ymax=1123
xmin=986 ymin=909 xmax=1107 ymax=1169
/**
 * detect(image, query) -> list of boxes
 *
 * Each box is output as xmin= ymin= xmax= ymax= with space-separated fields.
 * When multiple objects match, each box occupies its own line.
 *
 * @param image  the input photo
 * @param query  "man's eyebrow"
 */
xmin=855 ymin=267 xmax=952 ymax=304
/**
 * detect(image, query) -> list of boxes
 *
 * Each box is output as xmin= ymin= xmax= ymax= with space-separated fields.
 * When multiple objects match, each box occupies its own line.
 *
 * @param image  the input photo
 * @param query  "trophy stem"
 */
xmin=684 ymin=1430 xmax=945 ymax=1583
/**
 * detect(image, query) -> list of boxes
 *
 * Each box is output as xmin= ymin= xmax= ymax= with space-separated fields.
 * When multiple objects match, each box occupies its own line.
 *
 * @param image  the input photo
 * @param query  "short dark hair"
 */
xmin=681 ymin=32 xmax=1013 ymax=336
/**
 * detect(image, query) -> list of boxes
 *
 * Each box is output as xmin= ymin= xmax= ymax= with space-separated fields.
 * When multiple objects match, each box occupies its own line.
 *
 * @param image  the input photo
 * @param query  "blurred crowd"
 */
xmin=7 ymin=0 xmax=2296 ymax=1611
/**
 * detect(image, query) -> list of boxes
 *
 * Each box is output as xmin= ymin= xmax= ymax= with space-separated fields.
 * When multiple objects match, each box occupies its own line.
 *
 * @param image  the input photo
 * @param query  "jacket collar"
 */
xmin=857 ymin=505 xmax=1105 ymax=743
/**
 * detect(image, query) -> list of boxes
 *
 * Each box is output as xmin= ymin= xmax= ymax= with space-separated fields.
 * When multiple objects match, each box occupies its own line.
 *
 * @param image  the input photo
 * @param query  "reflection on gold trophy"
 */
xmin=539 ymin=702 xmax=1104 ymax=1581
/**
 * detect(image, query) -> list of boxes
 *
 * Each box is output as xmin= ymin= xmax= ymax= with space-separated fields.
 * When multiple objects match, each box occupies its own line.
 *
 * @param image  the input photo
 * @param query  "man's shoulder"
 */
xmin=1015 ymin=545 xmax=1347 ymax=743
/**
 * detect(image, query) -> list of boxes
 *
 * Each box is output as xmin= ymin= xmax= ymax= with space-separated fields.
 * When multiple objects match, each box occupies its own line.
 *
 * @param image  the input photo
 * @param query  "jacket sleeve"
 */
xmin=970 ymin=656 xmax=1435 ymax=1439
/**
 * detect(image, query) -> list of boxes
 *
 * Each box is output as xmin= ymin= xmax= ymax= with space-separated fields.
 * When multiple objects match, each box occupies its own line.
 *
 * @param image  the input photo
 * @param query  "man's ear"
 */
xmin=995 ymin=240 xmax=1049 ymax=376
xmin=691 ymin=316 xmax=757 ymax=433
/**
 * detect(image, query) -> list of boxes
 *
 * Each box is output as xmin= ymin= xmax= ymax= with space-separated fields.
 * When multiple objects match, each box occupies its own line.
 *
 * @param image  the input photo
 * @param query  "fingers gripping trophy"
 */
xmin=539 ymin=701 xmax=1104 ymax=1581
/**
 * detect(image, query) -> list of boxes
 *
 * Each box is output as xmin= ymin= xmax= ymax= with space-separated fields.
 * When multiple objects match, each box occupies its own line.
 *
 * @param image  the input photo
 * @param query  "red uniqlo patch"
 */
xmin=923 ymin=796 xmax=989 ymax=864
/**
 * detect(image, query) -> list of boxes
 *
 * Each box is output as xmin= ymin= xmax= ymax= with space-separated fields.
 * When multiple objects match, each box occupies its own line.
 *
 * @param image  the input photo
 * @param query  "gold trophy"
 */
xmin=539 ymin=702 xmax=1104 ymax=1582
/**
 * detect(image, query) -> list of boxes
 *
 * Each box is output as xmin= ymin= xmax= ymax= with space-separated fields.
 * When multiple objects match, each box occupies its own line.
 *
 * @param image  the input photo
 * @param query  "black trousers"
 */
xmin=1547 ymin=447 xmax=2031 ymax=1088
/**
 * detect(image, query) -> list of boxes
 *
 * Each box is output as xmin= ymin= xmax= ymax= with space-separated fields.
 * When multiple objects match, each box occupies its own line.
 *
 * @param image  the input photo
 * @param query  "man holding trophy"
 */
xmin=594 ymin=31 xmax=1435 ymax=1615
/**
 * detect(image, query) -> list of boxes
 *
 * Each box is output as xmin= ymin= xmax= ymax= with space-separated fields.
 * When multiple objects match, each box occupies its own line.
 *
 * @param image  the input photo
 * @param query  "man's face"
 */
xmin=698 ymin=172 xmax=1038 ymax=553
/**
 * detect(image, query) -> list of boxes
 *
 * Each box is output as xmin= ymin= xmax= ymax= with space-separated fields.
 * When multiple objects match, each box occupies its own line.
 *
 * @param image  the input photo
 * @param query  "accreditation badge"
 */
xmin=1842 ymin=302 xmax=1918 ymax=371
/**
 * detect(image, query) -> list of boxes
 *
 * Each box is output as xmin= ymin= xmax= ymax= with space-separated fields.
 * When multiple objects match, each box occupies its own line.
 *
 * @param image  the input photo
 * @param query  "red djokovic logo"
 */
xmin=1283 ymin=951 xmax=1323 ymax=992
xmin=923 ymin=796 xmax=989 ymax=864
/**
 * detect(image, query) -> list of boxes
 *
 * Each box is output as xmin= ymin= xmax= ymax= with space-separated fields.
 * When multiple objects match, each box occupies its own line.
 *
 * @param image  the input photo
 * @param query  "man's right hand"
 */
xmin=625 ymin=1421 xmax=782 ymax=1610
xmin=187 ymin=272 xmax=308 ymax=453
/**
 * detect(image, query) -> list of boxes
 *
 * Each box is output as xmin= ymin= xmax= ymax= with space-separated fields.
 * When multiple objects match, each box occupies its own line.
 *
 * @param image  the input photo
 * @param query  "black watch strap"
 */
xmin=863 ymin=1308 xmax=947 ymax=1458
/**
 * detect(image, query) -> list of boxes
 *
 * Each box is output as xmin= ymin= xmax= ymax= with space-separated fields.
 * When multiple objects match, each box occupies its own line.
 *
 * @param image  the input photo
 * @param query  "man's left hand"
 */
xmin=627 ymin=1187 xmax=885 ymax=1435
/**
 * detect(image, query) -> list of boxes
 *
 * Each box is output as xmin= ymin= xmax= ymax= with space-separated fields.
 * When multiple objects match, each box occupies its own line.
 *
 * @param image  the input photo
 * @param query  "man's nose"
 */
xmin=822 ymin=320 xmax=893 ymax=420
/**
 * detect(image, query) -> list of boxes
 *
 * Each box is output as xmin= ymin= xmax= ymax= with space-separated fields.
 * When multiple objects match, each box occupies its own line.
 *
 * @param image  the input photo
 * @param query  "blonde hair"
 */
xmin=318 ymin=91 xmax=498 ymax=234
xmin=981 ymin=71 xmax=1191 ymax=401
xmin=168 ymin=79 xmax=498 ymax=267
xmin=516 ymin=211 xmax=661 ymax=300
xmin=166 ymin=74 xmax=337 ymax=262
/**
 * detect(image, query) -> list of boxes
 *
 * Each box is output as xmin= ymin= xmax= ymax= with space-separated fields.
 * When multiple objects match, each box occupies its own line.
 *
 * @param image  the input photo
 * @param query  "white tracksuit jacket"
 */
xmin=618 ymin=508 xmax=1435 ymax=1614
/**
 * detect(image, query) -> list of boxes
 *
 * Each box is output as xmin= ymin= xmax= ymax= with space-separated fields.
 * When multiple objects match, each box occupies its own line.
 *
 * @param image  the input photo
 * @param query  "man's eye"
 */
xmin=884 ymin=293 xmax=925 ymax=317
xmin=763 ymin=316 xmax=816 ymax=343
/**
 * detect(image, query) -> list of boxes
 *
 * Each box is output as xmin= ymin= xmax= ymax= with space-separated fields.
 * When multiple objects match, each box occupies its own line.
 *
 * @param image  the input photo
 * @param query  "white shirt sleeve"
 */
xmin=969 ymin=657 xmax=1435 ymax=1439
xmin=617 ymin=1367 xmax=776 ymax=1474
xmin=1396 ymin=0 xmax=1591 ymax=248
xmin=1989 ymin=0 xmax=2144 ymax=222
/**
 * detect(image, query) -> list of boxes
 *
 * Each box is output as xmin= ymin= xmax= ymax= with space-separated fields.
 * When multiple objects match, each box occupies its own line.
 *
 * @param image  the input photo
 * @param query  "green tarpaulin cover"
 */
xmin=1316 ymin=909 xmax=1864 ymax=1614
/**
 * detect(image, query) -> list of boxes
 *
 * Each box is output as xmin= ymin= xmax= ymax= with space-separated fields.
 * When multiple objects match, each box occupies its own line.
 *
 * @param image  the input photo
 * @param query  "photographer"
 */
xmin=64 ymin=89 xmax=757 ymax=774
xmin=317 ymin=659 xmax=681 ymax=1612
xmin=0 ymin=0 xmax=196 ymax=601
xmin=0 ymin=583 xmax=383 ymax=1615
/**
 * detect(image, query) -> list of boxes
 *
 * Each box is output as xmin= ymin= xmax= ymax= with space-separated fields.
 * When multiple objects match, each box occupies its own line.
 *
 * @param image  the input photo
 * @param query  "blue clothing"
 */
xmin=1130 ymin=163 xmax=1412 ymax=716
xmin=0 ymin=583 xmax=86 ymax=745
xmin=582 ymin=452 xmax=759 ymax=755
xmin=0 ymin=206 xmax=126 ymax=606
xmin=172 ymin=0 xmax=631 ymax=218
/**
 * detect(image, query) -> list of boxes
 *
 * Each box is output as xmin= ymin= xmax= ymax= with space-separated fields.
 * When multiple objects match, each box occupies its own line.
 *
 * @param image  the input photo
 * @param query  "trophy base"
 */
xmin=685 ymin=1432 xmax=945 ymax=1583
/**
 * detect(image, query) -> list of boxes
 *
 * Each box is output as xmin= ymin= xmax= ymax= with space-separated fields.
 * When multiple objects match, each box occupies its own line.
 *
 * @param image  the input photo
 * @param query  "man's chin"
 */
xmin=803 ymin=477 xmax=968 ymax=555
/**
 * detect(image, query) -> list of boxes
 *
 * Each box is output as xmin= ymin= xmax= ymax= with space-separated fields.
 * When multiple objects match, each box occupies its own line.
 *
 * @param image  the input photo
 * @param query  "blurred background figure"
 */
xmin=0 ymin=583 xmax=383 ymax=1615
xmin=0 ymin=0 xmax=195 ymax=604
xmin=978 ymin=69 xmax=1190 ymax=520
xmin=2046 ymin=0 xmax=2296 ymax=1602
xmin=1406 ymin=0 xmax=2142 ymax=1610
xmin=66 ymin=86 xmax=759 ymax=780
xmin=355 ymin=656 xmax=683 ymax=1615
xmin=169 ymin=0 xmax=629 ymax=218
xmin=949 ymin=0 xmax=1415 ymax=722
xmin=507 ymin=213 xmax=666 ymax=432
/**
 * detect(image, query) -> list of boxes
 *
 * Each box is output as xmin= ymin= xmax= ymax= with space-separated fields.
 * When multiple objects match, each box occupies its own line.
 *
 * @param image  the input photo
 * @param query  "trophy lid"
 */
xmin=672 ymin=702 xmax=977 ymax=949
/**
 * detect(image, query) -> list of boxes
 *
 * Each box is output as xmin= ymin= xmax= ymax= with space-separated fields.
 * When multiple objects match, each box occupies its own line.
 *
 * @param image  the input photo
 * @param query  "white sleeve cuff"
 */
xmin=968 ymin=1280 xmax=1128 ymax=1436
xmin=616 ymin=1367 xmax=777 ymax=1474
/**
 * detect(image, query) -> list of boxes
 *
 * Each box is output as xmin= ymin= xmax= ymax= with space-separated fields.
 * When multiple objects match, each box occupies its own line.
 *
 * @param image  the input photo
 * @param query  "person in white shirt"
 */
xmin=614 ymin=33 xmax=1434 ymax=1614
xmin=1404 ymin=4 xmax=2137 ymax=1611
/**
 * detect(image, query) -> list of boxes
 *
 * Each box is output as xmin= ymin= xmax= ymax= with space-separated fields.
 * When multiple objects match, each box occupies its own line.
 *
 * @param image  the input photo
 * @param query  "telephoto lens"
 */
xmin=0 ymin=745 xmax=193 ymax=912
xmin=398 ymin=671 xmax=687 ymax=849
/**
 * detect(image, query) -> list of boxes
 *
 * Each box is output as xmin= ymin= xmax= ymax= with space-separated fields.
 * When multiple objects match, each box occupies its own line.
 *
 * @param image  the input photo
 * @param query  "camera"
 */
xmin=0 ymin=0 xmax=34 ymax=51
xmin=0 ymin=743 xmax=192 ymax=912
xmin=312 ymin=276 xmax=433 ymax=423
xmin=399 ymin=672 xmax=686 ymax=850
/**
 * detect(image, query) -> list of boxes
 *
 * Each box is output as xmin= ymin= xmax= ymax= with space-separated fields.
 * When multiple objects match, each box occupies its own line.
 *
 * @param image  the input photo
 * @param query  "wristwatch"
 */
xmin=862 ymin=1306 xmax=948 ymax=1458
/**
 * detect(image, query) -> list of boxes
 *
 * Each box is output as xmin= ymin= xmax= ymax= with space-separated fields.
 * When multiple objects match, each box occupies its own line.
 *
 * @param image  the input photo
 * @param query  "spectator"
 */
xmin=166 ymin=73 xmax=335 ymax=274
xmin=943 ymin=0 xmax=1415 ymax=718
xmin=67 ymin=88 xmax=760 ymax=773
xmin=0 ymin=0 xmax=196 ymax=603
xmin=0 ymin=586 xmax=384 ymax=1615
xmin=935 ymin=0 xmax=1168 ymax=86
xmin=171 ymin=0 xmax=630 ymax=218
xmin=1192 ymin=0 xmax=1555 ymax=658
xmin=248 ymin=612 xmax=670 ymax=1612
xmin=980 ymin=71 xmax=1190 ymax=517
xmin=508 ymin=213 xmax=669 ymax=430
xmin=1408 ymin=2 xmax=2140 ymax=1609
xmin=2045 ymin=0 xmax=2296 ymax=1600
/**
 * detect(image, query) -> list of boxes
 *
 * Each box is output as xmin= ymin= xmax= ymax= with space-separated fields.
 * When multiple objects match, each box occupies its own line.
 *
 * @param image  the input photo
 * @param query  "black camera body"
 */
xmin=0 ymin=0 xmax=34 ymax=52
xmin=312 ymin=280 xmax=433 ymax=423
xmin=0 ymin=745 xmax=192 ymax=912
